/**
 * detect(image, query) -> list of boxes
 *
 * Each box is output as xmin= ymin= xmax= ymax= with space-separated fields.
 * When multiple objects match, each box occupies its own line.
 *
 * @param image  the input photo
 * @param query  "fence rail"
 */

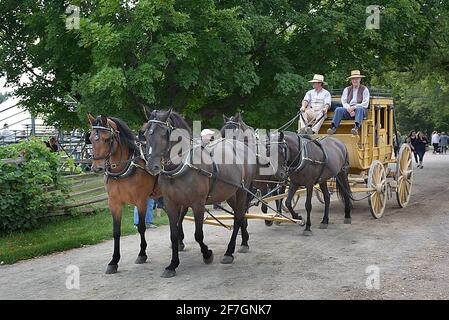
xmin=1 ymin=155 xmax=108 ymax=216
xmin=0 ymin=157 xmax=25 ymax=164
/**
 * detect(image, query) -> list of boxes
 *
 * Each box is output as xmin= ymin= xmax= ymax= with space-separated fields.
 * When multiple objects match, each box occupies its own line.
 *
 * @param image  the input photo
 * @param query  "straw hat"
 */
xmin=308 ymin=74 xmax=327 ymax=85
xmin=201 ymin=129 xmax=215 ymax=137
xmin=347 ymin=70 xmax=366 ymax=80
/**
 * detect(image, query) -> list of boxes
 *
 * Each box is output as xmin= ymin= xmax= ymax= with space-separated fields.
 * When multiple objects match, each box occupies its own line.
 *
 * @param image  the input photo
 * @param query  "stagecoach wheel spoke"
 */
xmin=368 ymin=160 xmax=387 ymax=219
xmin=396 ymin=144 xmax=413 ymax=208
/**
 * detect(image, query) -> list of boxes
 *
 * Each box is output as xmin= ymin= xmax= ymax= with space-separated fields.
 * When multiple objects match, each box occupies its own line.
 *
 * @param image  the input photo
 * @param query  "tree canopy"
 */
xmin=1 ymin=0 xmax=448 ymax=134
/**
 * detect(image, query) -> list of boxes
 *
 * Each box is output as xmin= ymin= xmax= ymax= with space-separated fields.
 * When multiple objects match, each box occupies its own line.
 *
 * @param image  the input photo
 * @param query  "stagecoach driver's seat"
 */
xmin=327 ymin=70 xmax=370 ymax=136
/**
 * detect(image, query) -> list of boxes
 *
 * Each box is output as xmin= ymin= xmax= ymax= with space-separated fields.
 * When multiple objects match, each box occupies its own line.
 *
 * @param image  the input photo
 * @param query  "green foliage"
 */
xmin=0 ymin=139 xmax=67 ymax=234
xmin=0 ymin=0 xmax=448 ymax=132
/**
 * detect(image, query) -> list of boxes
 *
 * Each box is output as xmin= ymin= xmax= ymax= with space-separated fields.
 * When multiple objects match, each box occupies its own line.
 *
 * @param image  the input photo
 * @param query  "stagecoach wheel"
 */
xmin=396 ymin=144 xmax=413 ymax=208
xmin=368 ymin=160 xmax=387 ymax=219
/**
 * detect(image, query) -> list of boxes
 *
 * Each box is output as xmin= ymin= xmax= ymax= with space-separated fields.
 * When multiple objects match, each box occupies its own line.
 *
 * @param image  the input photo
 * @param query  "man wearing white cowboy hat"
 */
xmin=327 ymin=70 xmax=370 ymax=135
xmin=201 ymin=128 xmax=215 ymax=144
xmin=298 ymin=74 xmax=331 ymax=134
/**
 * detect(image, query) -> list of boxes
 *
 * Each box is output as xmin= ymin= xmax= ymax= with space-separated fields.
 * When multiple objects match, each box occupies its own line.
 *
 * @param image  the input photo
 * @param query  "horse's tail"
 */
xmin=335 ymin=150 xmax=353 ymax=209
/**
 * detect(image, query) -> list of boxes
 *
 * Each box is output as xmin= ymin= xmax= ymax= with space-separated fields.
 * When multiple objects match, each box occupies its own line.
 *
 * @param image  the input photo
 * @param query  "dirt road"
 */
xmin=1 ymin=153 xmax=448 ymax=300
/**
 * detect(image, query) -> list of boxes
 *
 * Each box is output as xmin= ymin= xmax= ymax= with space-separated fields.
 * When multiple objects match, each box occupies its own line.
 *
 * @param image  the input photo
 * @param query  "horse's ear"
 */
xmin=87 ymin=113 xmax=95 ymax=125
xmin=143 ymin=105 xmax=151 ymax=120
xmin=100 ymin=115 xmax=108 ymax=127
xmin=223 ymin=114 xmax=229 ymax=122
xmin=234 ymin=113 xmax=241 ymax=121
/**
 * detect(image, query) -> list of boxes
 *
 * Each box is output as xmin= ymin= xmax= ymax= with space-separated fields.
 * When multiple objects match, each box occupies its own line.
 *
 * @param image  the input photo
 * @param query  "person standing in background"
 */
xmin=431 ymin=131 xmax=440 ymax=154
xmin=134 ymin=198 xmax=157 ymax=229
xmin=439 ymin=132 xmax=448 ymax=154
xmin=414 ymin=131 xmax=428 ymax=169
xmin=406 ymin=130 xmax=418 ymax=164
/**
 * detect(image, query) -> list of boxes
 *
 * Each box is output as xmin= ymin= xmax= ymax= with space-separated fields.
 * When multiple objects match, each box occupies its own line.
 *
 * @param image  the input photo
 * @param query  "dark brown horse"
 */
xmin=142 ymin=109 xmax=257 ymax=277
xmin=282 ymin=132 xmax=353 ymax=235
xmin=88 ymin=114 xmax=161 ymax=274
xmin=221 ymin=113 xmax=289 ymax=225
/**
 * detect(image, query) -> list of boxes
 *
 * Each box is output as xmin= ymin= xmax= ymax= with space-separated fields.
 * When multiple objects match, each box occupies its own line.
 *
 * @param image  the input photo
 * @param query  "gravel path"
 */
xmin=1 ymin=153 xmax=448 ymax=300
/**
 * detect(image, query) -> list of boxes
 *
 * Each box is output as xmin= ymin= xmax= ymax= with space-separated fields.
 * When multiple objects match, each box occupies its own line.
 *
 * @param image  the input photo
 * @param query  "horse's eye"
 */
xmin=94 ymin=132 xmax=99 ymax=141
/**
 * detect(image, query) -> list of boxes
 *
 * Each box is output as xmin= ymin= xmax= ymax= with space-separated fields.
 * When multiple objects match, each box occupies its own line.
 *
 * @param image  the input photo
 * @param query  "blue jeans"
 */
xmin=332 ymin=106 xmax=366 ymax=128
xmin=134 ymin=199 xmax=155 ymax=225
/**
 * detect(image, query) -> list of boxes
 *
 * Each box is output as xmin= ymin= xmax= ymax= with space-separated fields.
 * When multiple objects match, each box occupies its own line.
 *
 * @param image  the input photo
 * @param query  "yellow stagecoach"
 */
xmin=313 ymin=88 xmax=413 ymax=218
xmin=187 ymin=89 xmax=413 ymax=228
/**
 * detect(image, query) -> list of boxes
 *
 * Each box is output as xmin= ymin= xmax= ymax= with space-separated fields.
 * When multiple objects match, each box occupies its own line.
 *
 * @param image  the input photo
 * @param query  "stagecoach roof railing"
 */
xmin=329 ymin=88 xmax=393 ymax=97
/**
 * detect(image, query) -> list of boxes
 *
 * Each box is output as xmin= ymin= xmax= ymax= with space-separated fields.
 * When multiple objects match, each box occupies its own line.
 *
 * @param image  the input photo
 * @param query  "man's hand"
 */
xmin=300 ymin=106 xmax=306 ymax=112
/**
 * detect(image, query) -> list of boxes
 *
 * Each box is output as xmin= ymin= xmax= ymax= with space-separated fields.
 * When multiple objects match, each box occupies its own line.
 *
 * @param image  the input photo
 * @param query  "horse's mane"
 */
xmin=93 ymin=116 xmax=138 ymax=152
xmin=167 ymin=111 xmax=192 ymax=135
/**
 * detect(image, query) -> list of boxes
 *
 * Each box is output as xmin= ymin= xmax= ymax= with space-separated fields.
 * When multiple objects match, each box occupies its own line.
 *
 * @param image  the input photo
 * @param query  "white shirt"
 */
xmin=0 ymin=128 xmax=14 ymax=141
xmin=432 ymin=134 xmax=440 ymax=144
xmin=341 ymin=86 xmax=370 ymax=109
xmin=303 ymin=88 xmax=331 ymax=112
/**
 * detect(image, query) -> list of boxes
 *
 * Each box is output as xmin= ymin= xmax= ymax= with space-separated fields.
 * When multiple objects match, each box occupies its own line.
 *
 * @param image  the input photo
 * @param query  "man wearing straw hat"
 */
xmin=298 ymin=74 xmax=331 ymax=134
xmin=327 ymin=70 xmax=370 ymax=135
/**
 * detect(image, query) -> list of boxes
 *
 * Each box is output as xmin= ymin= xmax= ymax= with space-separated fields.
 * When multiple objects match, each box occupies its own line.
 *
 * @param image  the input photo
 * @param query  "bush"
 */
xmin=0 ymin=138 xmax=67 ymax=234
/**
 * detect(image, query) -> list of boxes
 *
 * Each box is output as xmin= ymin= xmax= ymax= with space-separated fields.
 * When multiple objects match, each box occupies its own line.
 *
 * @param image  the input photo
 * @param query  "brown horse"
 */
xmin=88 ymin=114 xmax=161 ymax=274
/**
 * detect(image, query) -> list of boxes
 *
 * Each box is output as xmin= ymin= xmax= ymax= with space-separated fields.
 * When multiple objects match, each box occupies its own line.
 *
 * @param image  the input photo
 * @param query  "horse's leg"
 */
xmin=339 ymin=171 xmax=352 ymax=224
xmin=161 ymin=202 xmax=181 ymax=278
xmin=238 ymin=217 xmax=250 ymax=253
xmin=177 ymin=206 xmax=188 ymax=251
xmin=192 ymin=204 xmax=214 ymax=264
xmin=303 ymin=186 xmax=313 ymax=236
xmin=285 ymin=183 xmax=302 ymax=220
xmin=222 ymin=191 xmax=246 ymax=264
xmin=134 ymin=201 xmax=148 ymax=264
xmin=106 ymin=201 xmax=122 ymax=274
xmin=277 ymin=185 xmax=286 ymax=213
xmin=319 ymin=182 xmax=331 ymax=230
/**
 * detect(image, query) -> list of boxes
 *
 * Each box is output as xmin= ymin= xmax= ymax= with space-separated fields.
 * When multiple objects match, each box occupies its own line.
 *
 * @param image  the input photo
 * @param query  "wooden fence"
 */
xmin=1 ymin=156 xmax=109 ymax=217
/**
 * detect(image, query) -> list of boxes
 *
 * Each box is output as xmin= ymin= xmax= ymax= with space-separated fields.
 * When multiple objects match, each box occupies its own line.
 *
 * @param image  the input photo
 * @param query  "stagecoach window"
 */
xmin=380 ymin=107 xmax=385 ymax=129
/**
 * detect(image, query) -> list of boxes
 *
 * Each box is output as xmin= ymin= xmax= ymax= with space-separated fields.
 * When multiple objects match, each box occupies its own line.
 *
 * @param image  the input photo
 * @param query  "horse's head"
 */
xmin=140 ymin=108 xmax=173 ymax=175
xmin=273 ymin=131 xmax=288 ymax=181
xmin=220 ymin=112 xmax=255 ymax=143
xmin=263 ymin=131 xmax=288 ymax=181
xmin=87 ymin=114 xmax=120 ymax=173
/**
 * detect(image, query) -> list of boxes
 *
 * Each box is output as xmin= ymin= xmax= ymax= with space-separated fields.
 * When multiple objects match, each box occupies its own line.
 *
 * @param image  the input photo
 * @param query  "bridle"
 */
xmin=145 ymin=118 xmax=177 ymax=170
xmin=91 ymin=124 xmax=118 ymax=164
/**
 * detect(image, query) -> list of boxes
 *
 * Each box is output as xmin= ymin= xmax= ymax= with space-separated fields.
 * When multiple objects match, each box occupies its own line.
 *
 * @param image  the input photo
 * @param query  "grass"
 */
xmin=0 ymin=206 xmax=169 ymax=265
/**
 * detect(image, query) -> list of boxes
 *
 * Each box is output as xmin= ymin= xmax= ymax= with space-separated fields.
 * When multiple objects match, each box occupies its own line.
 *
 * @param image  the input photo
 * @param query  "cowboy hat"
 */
xmin=201 ymin=129 xmax=215 ymax=137
xmin=308 ymin=74 xmax=327 ymax=85
xmin=347 ymin=70 xmax=366 ymax=80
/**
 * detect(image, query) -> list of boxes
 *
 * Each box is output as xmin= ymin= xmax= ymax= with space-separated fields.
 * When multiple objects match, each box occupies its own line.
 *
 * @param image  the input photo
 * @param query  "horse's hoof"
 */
xmin=302 ymin=230 xmax=313 ymax=236
xmin=221 ymin=255 xmax=234 ymax=264
xmin=264 ymin=220 xmax=273 ymax=227
xmin=178 ymin=242 xmax=185 ymax=252
xmin=203 ymin=251 xmax=214 ymax=264
xmin=319 ymin=223 xmax=328 ymax=229
xmin=161 ymin=269 xmax=176 ymax=278
xmin=238 ymin=245 xmax=250 ymax=253
xmin=105 ymin=264 xmax=118 ymax=274
xmin=344 ymin=218 xmax=352 ymax=225
xmin=134 ymin=255 xmax=147 ymax=264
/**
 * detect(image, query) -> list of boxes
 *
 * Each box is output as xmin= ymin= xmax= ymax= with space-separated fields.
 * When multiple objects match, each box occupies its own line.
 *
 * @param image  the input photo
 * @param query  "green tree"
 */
xmin=1 ymin=0 xmax=448 ymax=131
